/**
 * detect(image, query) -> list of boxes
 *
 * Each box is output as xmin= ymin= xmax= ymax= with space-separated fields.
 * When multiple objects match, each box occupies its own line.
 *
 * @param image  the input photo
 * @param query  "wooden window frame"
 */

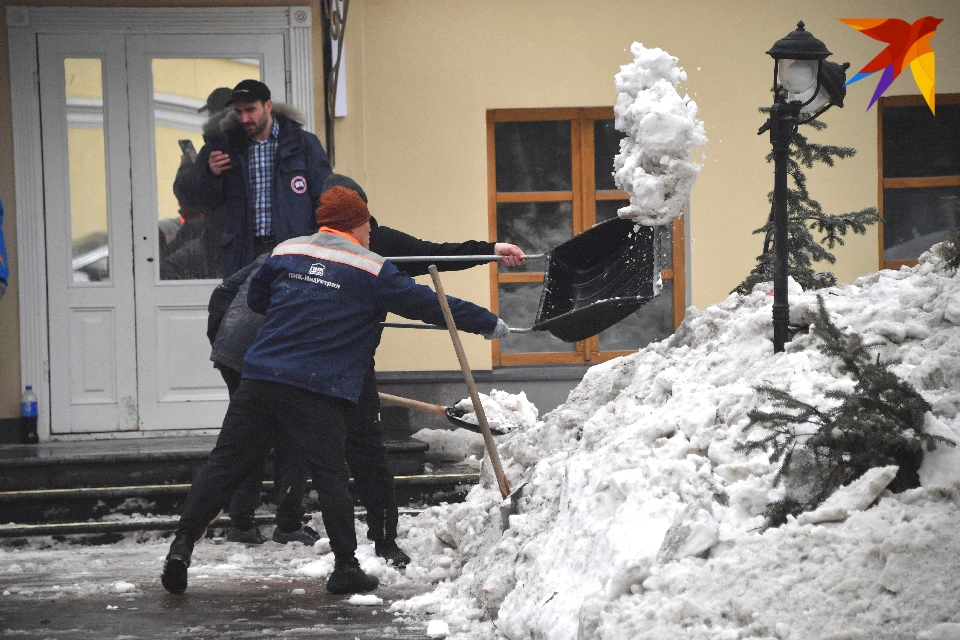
xmin=486 ymin=107 xmax=686 ymax=367
xmin=877 ymin=93 xmax=960 ymax=270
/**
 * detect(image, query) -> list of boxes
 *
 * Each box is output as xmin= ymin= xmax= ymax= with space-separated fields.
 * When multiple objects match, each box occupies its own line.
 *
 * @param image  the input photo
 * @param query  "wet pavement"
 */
xmin=0 ymin=537 xmax=434 ymax=639
xmin=1 ymin=582 xmax=432 ymax=638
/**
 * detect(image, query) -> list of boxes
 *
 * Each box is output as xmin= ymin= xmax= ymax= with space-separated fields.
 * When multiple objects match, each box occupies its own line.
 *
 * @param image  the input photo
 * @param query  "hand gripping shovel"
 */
xmin=428 ymin=265 xmax=519 ymax=531
xmin=378 ymin=392 xmax=509 ymax=436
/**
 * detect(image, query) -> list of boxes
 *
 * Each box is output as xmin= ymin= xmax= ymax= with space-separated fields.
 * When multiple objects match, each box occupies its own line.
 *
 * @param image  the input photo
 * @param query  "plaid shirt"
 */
xmin=247 ymin=118 xmax=281 ymax=237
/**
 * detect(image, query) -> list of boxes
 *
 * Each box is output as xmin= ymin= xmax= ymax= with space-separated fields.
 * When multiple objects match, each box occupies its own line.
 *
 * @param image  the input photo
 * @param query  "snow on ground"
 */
xmin=613 ymin=43 xmax=706 ymax=226
xmin=387 ymin=244 xmax=960 ymax=640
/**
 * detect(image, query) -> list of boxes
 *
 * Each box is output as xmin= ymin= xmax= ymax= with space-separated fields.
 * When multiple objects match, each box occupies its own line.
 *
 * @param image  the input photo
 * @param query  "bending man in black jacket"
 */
xmin=208 ymin=174 xmax=525 ymax=563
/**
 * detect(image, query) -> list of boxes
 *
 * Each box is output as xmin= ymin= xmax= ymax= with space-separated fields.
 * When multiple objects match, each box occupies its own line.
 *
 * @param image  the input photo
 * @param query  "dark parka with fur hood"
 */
xmin=187 ymin=103 xmax=332 ymax=277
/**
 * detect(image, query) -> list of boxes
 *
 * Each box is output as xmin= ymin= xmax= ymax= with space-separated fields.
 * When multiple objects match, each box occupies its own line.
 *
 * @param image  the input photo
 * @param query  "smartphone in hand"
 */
xmin=178 ymin=139 xmax=198 ymax=162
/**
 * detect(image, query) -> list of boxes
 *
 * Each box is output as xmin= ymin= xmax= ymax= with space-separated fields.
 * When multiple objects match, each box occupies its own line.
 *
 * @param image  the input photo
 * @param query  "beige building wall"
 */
xmin=336 ymin=0 xmax=960 ymax=371
xmin=1 ymin=0 xmax=958 ymax=418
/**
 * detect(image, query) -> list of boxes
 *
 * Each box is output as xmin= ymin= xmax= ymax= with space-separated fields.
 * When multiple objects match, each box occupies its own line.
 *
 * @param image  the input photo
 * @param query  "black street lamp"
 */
xmin=760 ymin=21 xmax=850 ymax=353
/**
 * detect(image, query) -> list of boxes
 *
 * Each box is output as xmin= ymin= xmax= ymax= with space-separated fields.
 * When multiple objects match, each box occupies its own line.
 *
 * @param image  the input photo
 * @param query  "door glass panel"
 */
xmin=498 ymin=282 xmax=577 ymax=353
xmin=65 ymin=58 xmax=110 ymax=283
xmin=153 ymin=57 xmax=261 ymax=281
xmin=496 ymin=201 xmax=573 ymax=273
xmin=494 ymin=121 xmax=571 ymax=192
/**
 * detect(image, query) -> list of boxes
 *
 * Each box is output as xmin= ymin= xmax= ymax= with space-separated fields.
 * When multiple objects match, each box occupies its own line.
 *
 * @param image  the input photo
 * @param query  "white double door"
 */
xmin=38 ymin=33 xmax=285 ymax=434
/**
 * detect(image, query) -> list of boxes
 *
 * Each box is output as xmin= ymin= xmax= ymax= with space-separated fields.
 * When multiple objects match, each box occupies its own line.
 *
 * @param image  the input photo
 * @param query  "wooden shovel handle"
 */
xmin=378 ymin=392 xmax=447 ymax=416
xmin=428 ymin=266 xmax=511 ymax=499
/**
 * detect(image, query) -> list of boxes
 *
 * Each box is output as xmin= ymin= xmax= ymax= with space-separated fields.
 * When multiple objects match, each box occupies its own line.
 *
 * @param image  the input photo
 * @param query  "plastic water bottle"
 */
xmin=20 ymin=385 xmax=38 ymax=444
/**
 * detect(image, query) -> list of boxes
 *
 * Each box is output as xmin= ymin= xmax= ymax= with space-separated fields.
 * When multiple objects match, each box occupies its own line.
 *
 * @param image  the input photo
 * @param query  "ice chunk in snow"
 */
xmin=295 ymin=556 xmax=334 ymax=578
xmin=426 ymin=619 xmax=450 ymax=638
xmin=797 ymin=465 xmax=898 ymax=524
xmin=657 ymin=502 xmax=720 ymax=562
xmin=348 ymin=594 xmax=383 ymax=606
xmin=111 ymin=581 xmax=136 ymax=593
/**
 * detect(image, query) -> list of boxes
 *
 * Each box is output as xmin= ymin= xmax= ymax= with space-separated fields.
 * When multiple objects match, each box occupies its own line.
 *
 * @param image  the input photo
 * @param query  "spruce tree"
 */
xmin=943 ymin=228 xmax=960 ymax=272
xmin=737 ymin=296 xmax=954 ymax=529
xmin=734 ymin=115 xmax=880 ymax=295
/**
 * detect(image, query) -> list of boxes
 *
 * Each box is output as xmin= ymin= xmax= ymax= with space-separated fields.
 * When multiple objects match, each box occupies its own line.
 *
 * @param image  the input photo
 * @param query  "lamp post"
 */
xmin=760 ymin=21 xmax=849 ymax=353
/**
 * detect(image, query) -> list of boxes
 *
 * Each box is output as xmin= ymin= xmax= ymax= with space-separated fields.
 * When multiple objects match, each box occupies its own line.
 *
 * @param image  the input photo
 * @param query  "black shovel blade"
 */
xmin=444 ymin=406 xmax=508 ymax=436
xmin=534 ymin=217 xmax=661 ymax=342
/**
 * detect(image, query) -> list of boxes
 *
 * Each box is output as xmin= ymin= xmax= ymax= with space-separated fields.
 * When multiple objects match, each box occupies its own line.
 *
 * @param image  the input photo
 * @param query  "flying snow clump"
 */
xmin=613 ymin=43 xmax=707 ymax=226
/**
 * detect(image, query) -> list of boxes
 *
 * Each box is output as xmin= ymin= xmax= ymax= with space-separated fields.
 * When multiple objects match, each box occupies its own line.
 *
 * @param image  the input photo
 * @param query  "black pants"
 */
xmin=229 ymin=367 xmax=400 ymax=542
xmin=218 ymin=366 xmax=306 ymax=532
xmin=176 ymin=379 xmax=357 ymax=561
xmin=345 ymin=368 xmax=400 ymax=542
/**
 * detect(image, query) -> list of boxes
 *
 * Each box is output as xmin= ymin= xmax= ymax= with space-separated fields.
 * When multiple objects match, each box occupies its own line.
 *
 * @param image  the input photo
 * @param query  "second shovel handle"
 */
xmin=428 ymin=266 xmax=511 ymax=499
xmin=378 ymin=392 xmax=447 ymax=416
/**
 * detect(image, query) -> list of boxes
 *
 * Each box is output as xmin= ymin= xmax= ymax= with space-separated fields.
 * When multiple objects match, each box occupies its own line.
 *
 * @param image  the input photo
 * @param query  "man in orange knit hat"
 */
xmin=162 ymin=187 xmax=508 ymax=597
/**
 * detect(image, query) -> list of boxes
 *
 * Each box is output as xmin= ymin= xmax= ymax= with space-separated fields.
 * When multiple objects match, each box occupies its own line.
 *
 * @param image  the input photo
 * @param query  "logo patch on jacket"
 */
xmin=291 ymin=176 xmax=307 ymax=194
xmin=309 ymin=262 xmax=325 ymax=276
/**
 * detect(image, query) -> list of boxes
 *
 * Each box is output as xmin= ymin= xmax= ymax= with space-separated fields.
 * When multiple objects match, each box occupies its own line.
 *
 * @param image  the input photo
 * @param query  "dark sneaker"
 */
xmin=161 ymin=532 xmax=194 ymax=595
xmin=375 ymin=540 xmax=410 ymax=568
xmin=226 ymin=526 xmax=266 ymax=545
xmin=326 ymin=558 xmax=379 ymax=595
xmin=272 ymin=524 xmax=320 ymax=545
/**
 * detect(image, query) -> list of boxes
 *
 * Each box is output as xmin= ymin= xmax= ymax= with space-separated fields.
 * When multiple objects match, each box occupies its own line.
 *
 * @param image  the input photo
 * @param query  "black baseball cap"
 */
xmin=226 ymin=80 xmax=271 ymax=106
xmin=198 ymin=87 xmax=233 ymax=113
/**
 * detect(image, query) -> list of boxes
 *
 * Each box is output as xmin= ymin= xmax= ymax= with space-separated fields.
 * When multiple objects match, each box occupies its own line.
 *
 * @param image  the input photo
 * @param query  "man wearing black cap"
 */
xmin=192 ymin=79 xmax=332 ymax=277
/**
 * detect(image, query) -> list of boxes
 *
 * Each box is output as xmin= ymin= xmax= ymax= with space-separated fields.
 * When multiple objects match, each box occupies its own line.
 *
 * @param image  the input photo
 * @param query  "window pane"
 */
xmin=65 ymin=59 xmax=110 ymax=283
xmin=882 ymin=103 xmax=960 ymax=178
xmin=596 ymin=200 xmax=672 ymax=266
xmin=154 ymin=57 xmax=261 ymax=281
xmin=495 ymin=120 xmax=571 ymax=192
xmin=594 ymin=118 xmax=624 ymax=191
xmin=883 ymin=186 xmax=960 ymax=261
xmin=599 ymin=279 xmax=674 ymax=351
xmin=498 ymin=283 xmax=577 ymax=353
xmin=497 ymin=201 xmax=573 ymax=273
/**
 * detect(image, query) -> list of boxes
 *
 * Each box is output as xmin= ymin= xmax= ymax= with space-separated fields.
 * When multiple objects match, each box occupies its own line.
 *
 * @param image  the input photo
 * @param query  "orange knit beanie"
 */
xmin=315 ymin=185 xmax=371 ymax=232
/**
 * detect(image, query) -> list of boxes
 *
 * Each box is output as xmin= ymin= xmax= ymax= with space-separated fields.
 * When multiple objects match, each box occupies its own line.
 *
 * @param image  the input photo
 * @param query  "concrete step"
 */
xmin=0 ymin=435 xmax=428 ymax=491
xmin=0 ymin=462 xmax=479 ymax=530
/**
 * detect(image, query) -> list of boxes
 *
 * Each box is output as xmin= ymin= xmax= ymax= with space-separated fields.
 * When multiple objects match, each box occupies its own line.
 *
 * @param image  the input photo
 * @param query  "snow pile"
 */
xmin=391 ymin=244 xmax=960 ymax=639
xmin=452 ymin=390 xmax=539 ymax=434
xmin=613 ymin=43 xmax=706 ymax=225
